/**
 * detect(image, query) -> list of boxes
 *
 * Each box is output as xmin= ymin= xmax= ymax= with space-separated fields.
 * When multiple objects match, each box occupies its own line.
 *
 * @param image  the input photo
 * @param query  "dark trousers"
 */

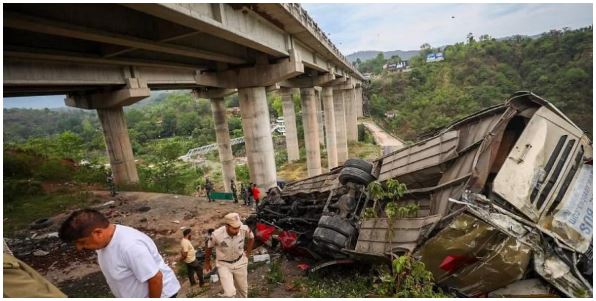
xmin=185 ymin=260 xmax=205 ymax=286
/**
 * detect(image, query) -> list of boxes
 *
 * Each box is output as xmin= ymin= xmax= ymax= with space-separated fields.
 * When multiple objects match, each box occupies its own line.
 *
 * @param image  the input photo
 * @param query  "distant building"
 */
xmin=426 ymin=52 xmax=444 ymax=63
xmin=385 ymin=110 xmax=398 ymax=118
xmin=363 ymin=73 xmax=372 ymax=80
xmin=275 ymin=117 xmax=286 ymax=135
xmin=383 ymin=61 xmax=409 ymax=72
xmin=227 ymin=107 xmax=241 ymax=115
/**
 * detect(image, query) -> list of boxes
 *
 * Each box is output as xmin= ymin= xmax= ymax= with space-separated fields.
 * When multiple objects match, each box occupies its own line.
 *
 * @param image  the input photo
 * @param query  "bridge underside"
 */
xmin=4 ymin=3 xmax=364 ymax=189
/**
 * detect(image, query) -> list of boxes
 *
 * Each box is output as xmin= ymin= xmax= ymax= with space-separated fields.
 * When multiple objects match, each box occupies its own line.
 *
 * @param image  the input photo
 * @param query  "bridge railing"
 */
xmin=282 ymin=3 xmax=364 ymax=80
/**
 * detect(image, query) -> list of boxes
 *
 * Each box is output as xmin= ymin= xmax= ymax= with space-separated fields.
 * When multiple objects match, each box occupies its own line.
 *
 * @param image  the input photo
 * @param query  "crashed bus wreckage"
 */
xmin=246 ymin=91 xmax=592 ymax=297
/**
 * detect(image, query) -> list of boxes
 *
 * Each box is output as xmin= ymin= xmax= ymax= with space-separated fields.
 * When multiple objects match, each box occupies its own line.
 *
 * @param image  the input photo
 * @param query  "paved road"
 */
xmin=361 ymin=121 xmax=405 ymax=154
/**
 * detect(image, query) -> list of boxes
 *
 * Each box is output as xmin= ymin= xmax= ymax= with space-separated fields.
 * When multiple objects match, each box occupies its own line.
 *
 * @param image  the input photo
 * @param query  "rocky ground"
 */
xmin=3 ymin=190 xmax=311 ymax=297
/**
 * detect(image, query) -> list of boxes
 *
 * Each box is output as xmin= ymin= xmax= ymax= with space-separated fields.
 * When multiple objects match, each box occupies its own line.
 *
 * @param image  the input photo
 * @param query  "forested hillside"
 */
xmin=365 ymin=27 xmax=593 ymax=140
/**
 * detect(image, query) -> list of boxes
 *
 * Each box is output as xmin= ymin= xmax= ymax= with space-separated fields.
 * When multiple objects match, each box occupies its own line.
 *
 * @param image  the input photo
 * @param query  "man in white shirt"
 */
xmin=59 ymin=209 xmax=180 ymax=298
xmin=204 ymin=212 xmax=254 ymax=298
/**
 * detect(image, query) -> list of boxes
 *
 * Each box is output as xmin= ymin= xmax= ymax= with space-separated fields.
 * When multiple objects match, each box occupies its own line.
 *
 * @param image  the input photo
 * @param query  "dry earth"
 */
xmin=4 ymin=191 xmax=309 ymax=297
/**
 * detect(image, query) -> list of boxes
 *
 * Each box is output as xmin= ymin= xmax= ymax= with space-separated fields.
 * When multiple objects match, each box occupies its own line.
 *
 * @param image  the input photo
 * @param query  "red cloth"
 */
xmin=251 ymin=187 xmax=260 ymax=201
xmin=278 ymin=231 xmax=298 ymax=250
xmin=255 ymin=223 xmax=275 ymax=242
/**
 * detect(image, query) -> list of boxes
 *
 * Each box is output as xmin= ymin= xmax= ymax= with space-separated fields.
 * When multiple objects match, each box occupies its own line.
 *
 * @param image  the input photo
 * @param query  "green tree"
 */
xmin=270 ymin=92 xmax=283 ymax=117
xmin=56 ymin=131 xmax=84 ymax=160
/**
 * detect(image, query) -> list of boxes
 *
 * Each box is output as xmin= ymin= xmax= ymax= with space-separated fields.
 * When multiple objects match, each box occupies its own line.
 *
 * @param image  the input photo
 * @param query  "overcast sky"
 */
xmin=302 ymin=3 xmax=593 ymax=54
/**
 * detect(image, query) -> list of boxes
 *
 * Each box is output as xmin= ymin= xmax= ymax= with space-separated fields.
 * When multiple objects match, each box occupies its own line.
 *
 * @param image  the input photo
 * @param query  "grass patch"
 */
xmin=175 ymin=261 xmax=189 ymax=279
xmin=248 ymin=286 xmax=271 ymax=298
xmin=276 ymin=140 xmax=379 ymax=181
xmin=348 ymin=141 xmax=381 ymax=160
xmin=293 ymin=271 xmax=373 ymax=297
xmin=185 ymin=286 xmax=209 ymax=298
xmin=266 ymin=259 xmax=284 ymax=284
xmin=276 ymin=162 xmax=308 ymax=181
xmin=3 ymin=191 xmax=94 ymax=234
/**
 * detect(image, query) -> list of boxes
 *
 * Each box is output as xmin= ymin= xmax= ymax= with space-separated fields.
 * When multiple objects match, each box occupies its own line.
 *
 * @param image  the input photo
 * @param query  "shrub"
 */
xmin=3 ymin=179 xmax=44 ymax=203
xmin=73 ymin=164 xmax=107 ymax=184
xmin=35 ymin=160 xmax=74 ymax=181
xmin=266 ymin=259 xmax=284 ymax=284
xmin=235 ymin=164 xmax=250 ymax=183
xmin=275 ymin=150 xmax=288 ymax=167
xmin=3 ymin=148 xmax=41 ymax=179
xmin=375 ymin=255 xmax=451 ymax=298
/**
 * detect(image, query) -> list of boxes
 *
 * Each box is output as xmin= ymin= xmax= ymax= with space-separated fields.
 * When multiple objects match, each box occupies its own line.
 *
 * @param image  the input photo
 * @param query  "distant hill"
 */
xmin=347 ymin=49 xmax=420 ymax=63
xmin=3 ymin=91 xmax=172 ymax=111
xmin=3 ymin=95 xmax=66 ymax=109
xmin=366 ymin=27 xmax=592 ymax=141
xmin=347 ymin=33 xmax=547 ymax=64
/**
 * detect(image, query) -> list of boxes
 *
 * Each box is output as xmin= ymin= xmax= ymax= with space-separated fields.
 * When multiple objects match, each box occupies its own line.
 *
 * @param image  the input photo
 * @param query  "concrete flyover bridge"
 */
xmin=4 ymin=3 xmax=365 ymax=192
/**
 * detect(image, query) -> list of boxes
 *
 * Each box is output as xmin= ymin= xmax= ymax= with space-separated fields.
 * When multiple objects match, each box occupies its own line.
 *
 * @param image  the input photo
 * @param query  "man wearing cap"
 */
xmin=204 ymin=213 xmax=254 ymax=298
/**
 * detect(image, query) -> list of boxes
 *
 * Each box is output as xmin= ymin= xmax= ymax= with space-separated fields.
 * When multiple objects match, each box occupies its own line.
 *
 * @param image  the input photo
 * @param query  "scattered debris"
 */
xmin=6 ymin=191 xmax=252 ymax=298
xmin=253 ymin=254 xmax=271 ymax=263
xmin=171 ymin=220 xmax=180 ymax=224
xmin=32 ymin=232 xmax=59 ymax=240
xmin=285 ymin=283 xmax=300 ymax=292
xmin=137 ymin=206 xmax=151 ymax=212
xmin=33 ymin=249 xmax=50 ymax=257
xmin=93 ymin=200 xmax=115 ymax=209
xmin=29 ymin=217 xmax=53 ymax=230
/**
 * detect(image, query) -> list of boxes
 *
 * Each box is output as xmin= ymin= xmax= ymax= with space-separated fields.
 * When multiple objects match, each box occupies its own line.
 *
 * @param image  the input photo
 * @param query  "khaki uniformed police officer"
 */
xmin=205 ymin=212 xmax=254 ymax=298
xmin=3 ymin=253 xmax=67 ymax=298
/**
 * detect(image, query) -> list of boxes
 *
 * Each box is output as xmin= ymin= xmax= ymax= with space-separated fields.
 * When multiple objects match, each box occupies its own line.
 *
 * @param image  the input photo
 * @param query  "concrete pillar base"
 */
xmin=333 ymin=89 xmax=349 ymax=164
xmin=97 ymin=107 xmax=139 ymax=185
xmin=211 ymin=97 xmax=236 ymax=192
xmin=322 ymin=87 xmax=338 ymax=169
xmin=281 ymin=87 xmax=299 ymax=162
xmin=345 ymin=88 xmax=358 ymax=142
xmin=301 ymin=87 xmax=322 ymax=176
xmin=356 ymin=87 xmax=364 ymax=117
xmin=239 ymin=87 xmax=277 ymax=190
xmin=315 ymin=89 xmax=325 ymax=146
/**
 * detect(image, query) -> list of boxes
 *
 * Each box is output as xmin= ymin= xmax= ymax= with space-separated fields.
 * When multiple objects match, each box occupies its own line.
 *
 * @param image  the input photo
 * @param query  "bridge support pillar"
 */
xmin=239 ymin=86 xmax=277 ymax=190
xmin=211 ymin=97 xmax=236 ymax=192
xmin=300 ymin=87 xmax=322 ymax=177
xmin=356 ymin=86 xmax=363 ymax=117
xmin=345 ymin=88 xmax=358 ymax=142
xmin=315 ymin=88 xmax=325 ymax=147
xmin=333 ymin=89 xmax=349 ymax=164
xmin=322 ymin=87 xmax=338 ymax=169
xmin=97 ymin=107 xmax=139 ymax=185
xmin=280 ymin=87 xmax=299 ymax=162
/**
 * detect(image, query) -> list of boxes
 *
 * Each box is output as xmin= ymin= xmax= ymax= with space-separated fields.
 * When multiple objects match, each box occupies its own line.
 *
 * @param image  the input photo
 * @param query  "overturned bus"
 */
xmin=249 ymin=91 xmax=592 ymax=297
